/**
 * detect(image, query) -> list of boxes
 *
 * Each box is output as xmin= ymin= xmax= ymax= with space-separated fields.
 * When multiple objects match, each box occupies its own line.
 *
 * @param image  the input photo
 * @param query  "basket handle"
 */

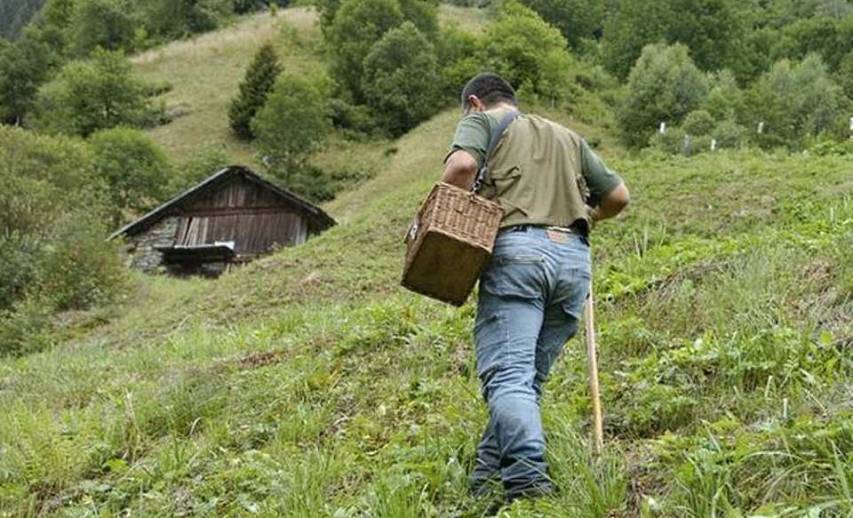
xmin=472 ymin=110 xmax=521 ymax=194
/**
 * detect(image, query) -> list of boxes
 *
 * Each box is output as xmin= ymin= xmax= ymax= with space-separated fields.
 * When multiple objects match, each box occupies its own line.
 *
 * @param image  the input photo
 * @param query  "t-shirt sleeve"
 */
xmin=580 ymin=139 xmax=623 ymax=207
xmin=445 ymin=112 xmax=491 ymax=168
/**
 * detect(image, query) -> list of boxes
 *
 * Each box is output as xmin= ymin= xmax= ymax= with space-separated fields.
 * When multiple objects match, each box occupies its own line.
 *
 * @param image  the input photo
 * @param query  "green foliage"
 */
xmin=362 ymin=22 xmax=440 ymax=137
xmin=702 ymin=69 xmax=744 ymax=122
xmin=681 ymin=110 xmax=715 ymax=136
xmin=33 ymin=48 xmax=150 ymax=137
xmin=34 ymin=209 xmax=126 ymax=312
xmin=172 ymin=144 xmax=232 ymax=192
xmin=0 ymin=0 xmax=46 ymax=39
xmin=620 ymin=43 xmax=708 ymax=147
xmin=325 ymin=0 xmax=437 ymax=102
xmin=326 ymin=0 xmax=405 ymax=102
xmin=835 ymin=50 xmax=853 ymax=99
xmin=0 ymin=28 xmax=59 ymax=124
xmin=228 ymin=43 xmax=282 ymax=140
xmin=434 ymin=25 xmax=482 ymax=98
xmin=0 ymin=126 xmax=124 ymax=355
xmin=519 ymin=0 xmax=605 ymax=49
xmin=479 ymin=0 xmax=574 ymax=102
xmin=140 ymin=0 xmax=234 ymax=40
xmin=252 ymin=73 xmax=332 ymax=199
xmin=70 ymin=0 xmax=138 ymax=56
xmin=744 ymin=54 xmax=844 ymax=149
xmin=601 ymin=0 xmax=746 ymax=79
xmin=710 ymin=119 xmax=745 ymax=149
xmin=89 ymin=127 xmax=172 ymax=224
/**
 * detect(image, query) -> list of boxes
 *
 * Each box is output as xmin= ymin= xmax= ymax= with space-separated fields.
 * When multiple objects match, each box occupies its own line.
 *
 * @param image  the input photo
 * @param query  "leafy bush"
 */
xmin=479 ymin=0 xmax=574 ymax=102
xmin=744 ymin=54 xmax=844 ymax=149
xmin=362 ymin=22 xmax=441 ymax=137
xmin=34 ymin=209 xmax=126 ymax=311
xmin=33 ymin=48 xmax=150 ymax=137
xmin=228 ymin=43 xmax=282 ymax=140
xmin=252 ymin=73 xmax=331 ymax=170
xmin=619 ymin=43 xmax=708 ymax=147
xmin=681 ymin=110 xmax=715 ymax=136
xmin=89 ymin=127 xmax=172 ymax=224
xmin=710 ymin=119 xmax=745 ymax=149
xmin=702 ymin=69 xmax=744 ymax=122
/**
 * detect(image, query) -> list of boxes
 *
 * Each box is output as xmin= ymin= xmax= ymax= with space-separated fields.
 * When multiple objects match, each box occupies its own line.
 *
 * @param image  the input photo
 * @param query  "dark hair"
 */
xmin=460 ymin=73 xmax=517 ymax=109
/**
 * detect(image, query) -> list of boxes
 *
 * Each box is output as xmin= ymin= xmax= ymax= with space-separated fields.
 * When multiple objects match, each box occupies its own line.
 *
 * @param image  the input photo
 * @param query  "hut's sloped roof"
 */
xmin=110 ymin=166 xmax=336 ymax=239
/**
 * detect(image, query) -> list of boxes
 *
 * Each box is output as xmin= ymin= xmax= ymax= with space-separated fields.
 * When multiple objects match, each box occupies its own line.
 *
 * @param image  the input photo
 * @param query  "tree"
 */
xmin=33 ymin=48 xmax=149 ymax=137
xmin=326 ymin=0 xmax=405 ymax=102
xmin=520 ymin=0 xmax=605 ymax=49
xmin=228 ymin=43 xmax=282 ymax=140
xmin=619 ymin=43 xmax=709 ymax=147
xmin=89 ymin=127 xmax=172 ymax=224
xmin=601 ymin=0 xmax=745 ymax=79
xmin=252 ymin=73 xmax=331 ymax=170
xmin=139 ymin=0 xmax=233 ymax=39
xmin=744 ymin=54 xmax=844 ymax=149
xmin=363 ymin=22 xmax=440 ymax=136
xmin=70 ymin=0 xmax=138 ymax=55
xmin=479 ymin=0 xmax=574 ymax=102
xmin=0 ymin=28 xmax=58 ymax=125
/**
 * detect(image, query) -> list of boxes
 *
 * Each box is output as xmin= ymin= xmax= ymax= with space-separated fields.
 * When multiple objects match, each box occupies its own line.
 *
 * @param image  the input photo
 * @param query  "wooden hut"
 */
xmin=111 ymin=166 xmax=335 ymax=276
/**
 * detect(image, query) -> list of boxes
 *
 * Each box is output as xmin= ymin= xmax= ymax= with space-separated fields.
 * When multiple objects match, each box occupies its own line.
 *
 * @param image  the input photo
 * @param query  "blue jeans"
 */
xmin=471 ymin=227 xmax=591 ymax=497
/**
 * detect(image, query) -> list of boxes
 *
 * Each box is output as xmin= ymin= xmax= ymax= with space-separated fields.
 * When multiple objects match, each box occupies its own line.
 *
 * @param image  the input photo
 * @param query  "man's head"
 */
xmin=460 ymin=73 xmax=517 ymax=115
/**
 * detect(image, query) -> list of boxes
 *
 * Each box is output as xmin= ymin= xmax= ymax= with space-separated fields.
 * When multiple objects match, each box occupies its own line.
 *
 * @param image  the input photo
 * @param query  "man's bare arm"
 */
xmin=590 ymin=182 xmax=629 ymax=221
xmin=441 ymin=150 xmax=479 ymax=190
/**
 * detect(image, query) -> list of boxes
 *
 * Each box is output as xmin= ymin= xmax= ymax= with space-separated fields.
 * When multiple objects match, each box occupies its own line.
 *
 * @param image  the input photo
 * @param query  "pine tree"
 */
xmin=228 ymin=43 xmax=282 ymax=140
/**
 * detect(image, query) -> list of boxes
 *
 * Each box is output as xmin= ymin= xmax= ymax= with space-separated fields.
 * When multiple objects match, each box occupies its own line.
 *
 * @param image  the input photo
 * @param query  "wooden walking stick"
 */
xmin=585 ymin=280 xmax=605 ymax=455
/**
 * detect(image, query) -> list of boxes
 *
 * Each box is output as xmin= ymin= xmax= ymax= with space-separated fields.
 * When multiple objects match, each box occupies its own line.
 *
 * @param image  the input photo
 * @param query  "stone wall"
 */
xmin=126 ymin=217 xmax=178 ymax=273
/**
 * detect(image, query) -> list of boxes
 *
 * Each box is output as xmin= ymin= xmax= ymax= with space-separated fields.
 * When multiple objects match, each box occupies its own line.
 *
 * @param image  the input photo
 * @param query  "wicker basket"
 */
xmin=402 ymin=182 xmax=503 ymax=306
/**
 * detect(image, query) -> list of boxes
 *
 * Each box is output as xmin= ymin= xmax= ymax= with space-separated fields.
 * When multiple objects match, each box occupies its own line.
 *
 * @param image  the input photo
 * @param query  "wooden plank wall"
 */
xmin=173 ymin=177 xmax=309 ymax=256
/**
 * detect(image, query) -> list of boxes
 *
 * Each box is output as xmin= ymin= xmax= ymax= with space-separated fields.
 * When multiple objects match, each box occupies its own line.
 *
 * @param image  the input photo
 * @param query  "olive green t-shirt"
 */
xmin=447 ymin=109 xmax=622 ymax=209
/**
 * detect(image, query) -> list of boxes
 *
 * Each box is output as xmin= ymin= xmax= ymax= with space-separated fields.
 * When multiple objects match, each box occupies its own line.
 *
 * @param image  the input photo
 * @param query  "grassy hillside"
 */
xmin=1 ymin=6 xmax=852 ymax=517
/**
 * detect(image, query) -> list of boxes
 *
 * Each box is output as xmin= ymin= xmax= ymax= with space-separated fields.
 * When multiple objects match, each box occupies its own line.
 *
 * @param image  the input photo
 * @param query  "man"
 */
xmin=441 ymin=73 xmax=629 ymax=501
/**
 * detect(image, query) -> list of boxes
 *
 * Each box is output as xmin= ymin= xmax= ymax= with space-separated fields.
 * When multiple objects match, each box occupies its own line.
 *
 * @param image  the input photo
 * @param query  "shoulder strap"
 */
xmin=472 ymin=110 xmax=520 ymax=193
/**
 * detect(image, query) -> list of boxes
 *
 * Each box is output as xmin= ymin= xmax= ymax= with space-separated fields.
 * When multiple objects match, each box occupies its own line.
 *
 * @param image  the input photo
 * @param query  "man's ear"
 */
xmin=467 ymin=95 xmax=484 ymax=112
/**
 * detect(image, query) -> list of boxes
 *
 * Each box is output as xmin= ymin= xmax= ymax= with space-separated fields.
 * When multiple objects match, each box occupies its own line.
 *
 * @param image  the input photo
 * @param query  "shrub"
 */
xmin=702 ymin=69 xmax=744 ymax=122
xmin=681 ymin=110 xmax=715 ymax=136
xmin=836 ymin=51 xmax=853 ymax=99
xmin=479 ymin=0 xmax=574 ymax=102
xmin=744 ymin=54 xmax=844 ymax=149
xmin=34 ymin=209 xmax=126 ymax=311
xmin=362 ymin=22 xmax=441 ymax=137
xmin=33 ymin=48 xmax=149 ymax=137
xmin=89 ymin=127 xmax=172 ymax=224
xmin=228 ymin=43 xmax=282 ymax=140
xmin=649 ymin=126 xmax=686 ymax=155
xmin=710 ymin=119 xmax=745 ymax=149
xmin=252 ymin=73 xmax=331 ymax=170
xmin=619 ymin=43 xmax=708 ymax=148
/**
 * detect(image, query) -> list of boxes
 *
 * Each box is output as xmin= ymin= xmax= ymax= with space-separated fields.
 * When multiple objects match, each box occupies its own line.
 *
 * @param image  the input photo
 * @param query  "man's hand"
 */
xmin=441 ymin=150 xmax=479 ymax=190
xmin=590 ymin=182 xmax=630 ymax=221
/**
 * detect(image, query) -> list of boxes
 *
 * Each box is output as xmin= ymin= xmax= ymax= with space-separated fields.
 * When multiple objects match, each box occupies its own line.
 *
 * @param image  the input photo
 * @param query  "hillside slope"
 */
xmin=1 ymin=98 xmax=850 ymax=515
